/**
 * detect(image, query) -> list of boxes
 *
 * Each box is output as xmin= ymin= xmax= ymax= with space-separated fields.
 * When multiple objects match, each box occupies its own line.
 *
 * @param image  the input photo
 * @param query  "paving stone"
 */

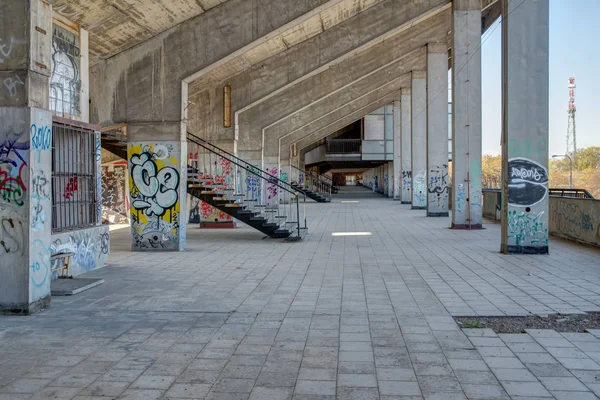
xmin=337 ymin=374 xmax=377 ymax=388
xmin=378 ymin=380 xmax=421 ymax=396
xmin=249 ymin=386 xmax=293 ymax=400
xmin=164 ymin=383 xmax=212 ymax=398
xmin=294 ymin=380 xmax=336 ymax=396
xmin=461 ymin=383 xmax=509 ymax=399
xmin=501 ymin=381 xmax=552 ymax=397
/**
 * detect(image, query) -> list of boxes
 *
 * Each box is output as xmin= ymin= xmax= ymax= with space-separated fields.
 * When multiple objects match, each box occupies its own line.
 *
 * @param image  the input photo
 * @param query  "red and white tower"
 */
xmin=567 ymin=77 xmax=577 ymax=162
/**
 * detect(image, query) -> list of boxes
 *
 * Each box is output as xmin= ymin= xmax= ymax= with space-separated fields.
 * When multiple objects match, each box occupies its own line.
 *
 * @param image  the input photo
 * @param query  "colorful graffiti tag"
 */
xmin=129 ymin=143 xmax=181 ymax=250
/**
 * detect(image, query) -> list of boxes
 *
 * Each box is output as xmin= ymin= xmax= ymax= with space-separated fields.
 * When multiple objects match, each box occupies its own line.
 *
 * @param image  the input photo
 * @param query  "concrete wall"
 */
xmin=50 ymin=225 xmax=110 ymax=278
xmin=483 ymin=191 xmax=600 ymax=248
xmin=549 ymin=198 xmax=600 ymax=248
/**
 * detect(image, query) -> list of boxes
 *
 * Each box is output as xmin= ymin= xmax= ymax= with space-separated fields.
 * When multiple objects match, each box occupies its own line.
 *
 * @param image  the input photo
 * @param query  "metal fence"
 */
xmin=326 ymin=139 xmax=361 ymax=154
xmin=52 ymin=118 xmax=98 ymax=232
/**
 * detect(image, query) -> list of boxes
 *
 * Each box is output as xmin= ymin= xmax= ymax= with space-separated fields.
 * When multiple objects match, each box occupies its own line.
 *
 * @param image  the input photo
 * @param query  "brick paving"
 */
xmin=0 ymin=186 xmax=599 ymax=399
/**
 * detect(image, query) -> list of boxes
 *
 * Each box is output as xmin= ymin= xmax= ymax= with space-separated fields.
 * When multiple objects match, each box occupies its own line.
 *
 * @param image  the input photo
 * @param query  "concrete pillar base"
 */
xmin=1 ymin=295 xmax=50 ymax=315
xmin=401 ymin=201 xmax=412 ymax=205
xmin=427 ymin=212 xmax=449 ymax=217
xmin=504 ymin=245 xmax=549 ymax=255
xmin=411 ymin=206 xmax=426 ymax=210
xmin=451 ymin=224 xmax=483 ymax=230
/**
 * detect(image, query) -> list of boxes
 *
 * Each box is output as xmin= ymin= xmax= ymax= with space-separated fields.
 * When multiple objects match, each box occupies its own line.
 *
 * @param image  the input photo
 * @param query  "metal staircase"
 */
xmin=289 ymin=165 xmax=337 ymax=202
xmin=187 ymin=134 xmax=307 ymax=240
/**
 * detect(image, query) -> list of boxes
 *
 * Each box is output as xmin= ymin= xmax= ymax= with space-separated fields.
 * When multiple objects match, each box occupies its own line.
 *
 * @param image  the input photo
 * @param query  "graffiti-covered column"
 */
xmin=411 ymin=72 xmax=427 ymax=210
xmin=0 ymin=0 xmax=53 ymax=313
xmin=452 ymin=1 xmax=483 ymax=229
xmin=400 ymin=88 xmax=412 ymax=204
xmin=426 ymin=44 xmax=449 ymax=217
xmin=501 ymin=0 xmax=549 ymax=254
xmin=127 ymin=124 xmax=187 ymax=251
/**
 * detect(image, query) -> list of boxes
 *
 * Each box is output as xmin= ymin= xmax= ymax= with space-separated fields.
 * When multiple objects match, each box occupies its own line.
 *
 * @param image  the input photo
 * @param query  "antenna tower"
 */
xmin=567 ymin=77 xmax=577 ymax=163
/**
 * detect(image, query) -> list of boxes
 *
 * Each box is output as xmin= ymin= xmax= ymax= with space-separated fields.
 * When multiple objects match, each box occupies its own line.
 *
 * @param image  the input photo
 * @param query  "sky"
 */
xmin=479 ymin=0 xmax=600 ymax=156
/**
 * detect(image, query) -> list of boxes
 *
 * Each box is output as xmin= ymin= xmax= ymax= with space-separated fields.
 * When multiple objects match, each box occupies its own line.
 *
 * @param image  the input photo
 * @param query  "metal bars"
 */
xmin=51 ymin=120 xmax=98 ymax=232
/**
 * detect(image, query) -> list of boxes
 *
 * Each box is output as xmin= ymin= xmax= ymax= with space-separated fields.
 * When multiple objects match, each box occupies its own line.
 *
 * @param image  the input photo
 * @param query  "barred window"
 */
xmin=50 ymin=23 xmax=81 ymax=118
xmin=52 ymin=119 xmax=98 ymax=232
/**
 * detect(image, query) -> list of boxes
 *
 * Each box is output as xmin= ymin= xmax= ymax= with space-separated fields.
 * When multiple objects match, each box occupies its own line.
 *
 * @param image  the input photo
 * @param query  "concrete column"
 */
xmin=393 ymin=100 xmax=401 ymax=200
xmin=501 ymin=0 xmax=549 ymax=254
xmin=411 ymin=72 xmax=427 ymax=209
xmin=390 ymin=163 xmax=393 ymax=197
xmin=426 ymin=44 xmax=449 ymax=217
xmin=400 ymin=88 xmax=412 ymax=204
xmin=452 ymin=1 xmax=483 ymax=229
xmin=0 ymin=0 xmax=53 ymax=313
xmin=128 ymin=124 xmax=187 ymax=251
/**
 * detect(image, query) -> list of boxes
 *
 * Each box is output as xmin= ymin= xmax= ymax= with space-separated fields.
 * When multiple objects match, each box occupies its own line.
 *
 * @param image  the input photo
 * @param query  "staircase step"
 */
xmin=262 ymin=223 xmax=278 ymax=228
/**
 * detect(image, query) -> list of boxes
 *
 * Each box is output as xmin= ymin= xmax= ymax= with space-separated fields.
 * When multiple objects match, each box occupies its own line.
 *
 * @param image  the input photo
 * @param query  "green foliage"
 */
xmin=479 ymin=147 xmax=600 ymax=198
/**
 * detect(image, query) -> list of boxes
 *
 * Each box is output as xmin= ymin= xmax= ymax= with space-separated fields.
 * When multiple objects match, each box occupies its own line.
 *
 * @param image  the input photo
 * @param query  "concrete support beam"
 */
xmin=387 ymin=162 xmax=393 ymax=198
xmin=0 ymin=0 xmax=53 ymax=314
xmin=426 ymin=43 xmax=449 ymax=217
xmin=452 ymin=1 xmax=483 ymax=229
xmin=127 ymin=124 xmax=187 ymax=252
xmin=393 ymin=100 xmax=401 ymax=199
xmin=288 ymin=92 xmax=399 ymax=165
xmin=400 ymin=88 xmax=412 ymax=204
xmin=501 ymin=0 xmax=549 ymax=254
xmin=411 ymin=72 xmax=427 ymax=210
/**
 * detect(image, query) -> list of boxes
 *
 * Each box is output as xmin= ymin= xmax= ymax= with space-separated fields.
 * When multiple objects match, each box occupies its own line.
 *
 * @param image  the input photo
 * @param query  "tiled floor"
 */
xmin=1 ymin=187 xmax=599 ymax=399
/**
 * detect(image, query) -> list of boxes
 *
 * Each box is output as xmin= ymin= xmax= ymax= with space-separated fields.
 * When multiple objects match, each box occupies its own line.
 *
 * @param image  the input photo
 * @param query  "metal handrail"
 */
xmin=187 ymin=135 xmax=307 ymax=238
xmin=326 ymin=138 xmax=361 ymax=154
xmin=187 ymin=132 xmax=304 ymax=196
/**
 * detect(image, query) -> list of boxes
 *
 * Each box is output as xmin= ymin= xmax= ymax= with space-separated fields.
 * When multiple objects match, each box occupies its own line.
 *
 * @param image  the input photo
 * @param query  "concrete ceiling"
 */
xmin=187 ymin=0 xmax=387 ymax=92
xmin=52 ymin=0 xmax=230 ymax=65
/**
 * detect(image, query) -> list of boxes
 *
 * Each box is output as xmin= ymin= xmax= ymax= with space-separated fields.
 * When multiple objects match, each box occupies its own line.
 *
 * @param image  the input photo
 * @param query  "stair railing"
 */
xmin=290 ymin=165 xmax=333 ymax=199
xmin=187 ymin=135 xmax=307 ymax=239
xmin=187 ymin=133 xmax=307 ymax=199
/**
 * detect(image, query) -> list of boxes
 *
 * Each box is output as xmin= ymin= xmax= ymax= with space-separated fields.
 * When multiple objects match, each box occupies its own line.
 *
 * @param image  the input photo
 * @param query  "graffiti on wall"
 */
xmin=247 ymin=175 xmax=261 ymax=202
xmin=413 ymin=170 xmax=426 ymax=207
xmin=266 ymin=167 xmax=279 ymax=203
xmin=30 ymin=239 xmax=51 ymax=289
xmin=30 ymin=168 xmax=49 ymax=232
xmin=200 ymin=157 xmax=233 ymax=223
xmin=508 ymin=158 xmax=548 ymax=207
xmin=0 ymin=131 xmax=29 ymax=208
xmin=507 ymin=210 xmax=548 ymax=246
xmin=189 ymin=197 xmax=201 ymax=224
xmin=383 ymin=173 xmax=389 ymax=195
xmin=0 ymin=215 xmax=26 ymax=256
xmin=51 ymin=226 xmax=110 ymax=278
xmin=102 ymin=165 xmax=129 ymax=224
xmin=129 ymin=143 xmax=180 ymax=250
xmin=551 ymin=199 xmax=597 ymax=243
xmin=50 ymin=24 xmax=81 ymax=117
xmin=428 ymin=165 xmax=448 ymax=209
xmin=401 ymin=171 xmax=411 ymax=200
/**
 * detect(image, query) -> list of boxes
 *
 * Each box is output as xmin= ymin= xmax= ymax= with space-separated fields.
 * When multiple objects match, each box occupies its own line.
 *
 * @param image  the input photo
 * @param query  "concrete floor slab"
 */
xmin=1 ymin=186 xmax=599 ymax=399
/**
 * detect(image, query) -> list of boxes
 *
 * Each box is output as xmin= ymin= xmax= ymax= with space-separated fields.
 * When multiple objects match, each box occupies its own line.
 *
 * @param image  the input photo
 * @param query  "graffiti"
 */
xmin=131 ymin=151 xmax=180 ymax=217
xmin=102 ymin=165 xmax=129 ymax=224
xmin=266 ymin=167 xmax=278 ymax=203
xmin=508 ymin=210 xmax=548 ymax=246
xmin=456 ymin=184 xmax=466 ymax=214
xmin=30 ymin=123 xmax=51 ymax=163
xmin=401 ymin=171 xmax=412 ymax=199
xmin=0 ymin=216 xmax=25 ymax=256
xmin=189 ymin=197 xmax=200 ymax=223
xmin=508 ymin=138 xmax=547 ymax=158
xmin=383 ymin=174 xmax=389 ymax=194
xmin=30 ymin=239 xmax=50 ymax=288
xmin=99 ymin=232 xmax=109 ymax=256
xmin=428 ymin=165 xmax=449 ymax=208
xmin=3 ymin=74 xmax=24 ymax=98
xmin=413 ymin=170 xmax=426 ymax=207
xmin=50 ymin=24 xmax=81 ymax=117
xmin=247 ymin=175 xmax=261 ymax=202
xmin=29 ymin=169 xmax=50 ymax=232
xmin=130 ymin=143 xmax=181 ymax=250
xmin=64 ymin=176 xmax=78 ymax=199
xmin=0 ymin=36 xmax=25 ymax=63
xmin=0 ymin=132 xmax=29 ymax=208
xmin=552 ymin=200 xmax=596 ymax=240
xmin=508 ymin=158 xmax=548 ymax=207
